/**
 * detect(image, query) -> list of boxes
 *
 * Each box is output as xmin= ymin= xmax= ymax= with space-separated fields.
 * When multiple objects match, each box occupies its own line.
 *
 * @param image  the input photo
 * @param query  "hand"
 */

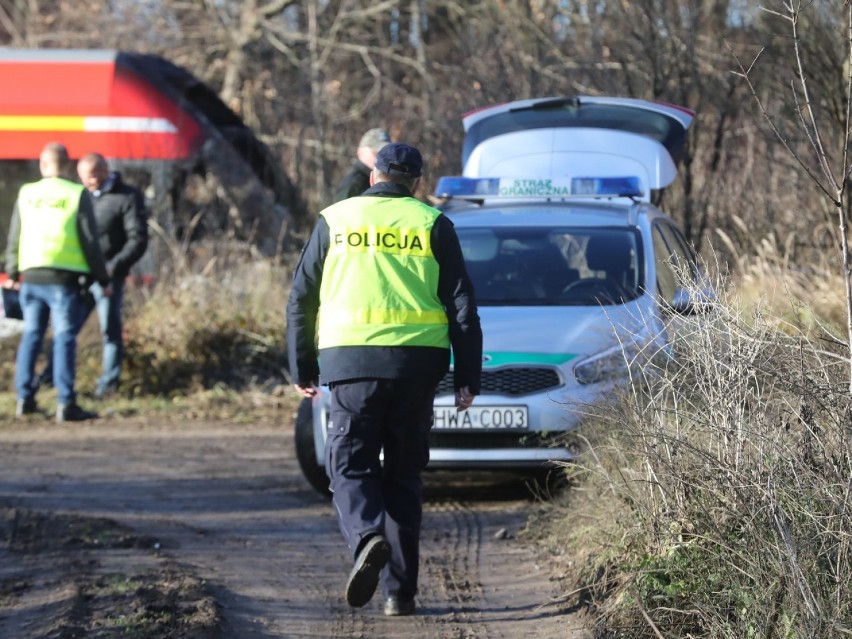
xmin=2 ymin=278 xmax=19 ymax=291
xmin=455 ymin=386 xmax=474 ymax=412
xmin=101 ymin=283 xmax=114 ymax=298
xmin=294 ymin=383 xmax=318 ymax=398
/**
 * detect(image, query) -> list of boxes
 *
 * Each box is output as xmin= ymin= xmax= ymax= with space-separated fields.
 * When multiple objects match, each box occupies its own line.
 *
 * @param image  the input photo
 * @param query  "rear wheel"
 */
xmin=294 ymin=398 xmax=331 ymax=497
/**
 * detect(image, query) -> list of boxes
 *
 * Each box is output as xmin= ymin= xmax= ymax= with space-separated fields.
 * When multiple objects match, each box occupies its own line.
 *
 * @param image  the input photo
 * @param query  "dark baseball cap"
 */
xmin=374 ymin=143 xmax=423 ymax=178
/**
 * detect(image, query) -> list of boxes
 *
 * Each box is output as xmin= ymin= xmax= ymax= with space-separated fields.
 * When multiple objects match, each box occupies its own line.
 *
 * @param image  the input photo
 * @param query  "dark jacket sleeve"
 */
xmin=433 ymin=215 xmax=483 ymax=395
xmin=286 ymin=217 xmax=330 ymax=386
xmin=332 ymin=162 xmax=370 ymax=203
xmin=76 ymin=191 xmax=110 ymax=286
xmin=109 ymin=186 xmax=149 ymax=279
xmin=4 ymin=199 xmax=22 ymax=280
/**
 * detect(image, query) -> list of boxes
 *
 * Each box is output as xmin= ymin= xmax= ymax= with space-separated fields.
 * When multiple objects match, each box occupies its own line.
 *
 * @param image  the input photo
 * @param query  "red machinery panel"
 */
xmin=0 ymin=49 xmax=204 ymax=160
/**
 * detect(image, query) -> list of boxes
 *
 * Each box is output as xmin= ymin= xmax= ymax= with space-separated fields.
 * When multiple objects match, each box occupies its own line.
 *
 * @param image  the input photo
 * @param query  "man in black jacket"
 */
xmin=287 ymin=143 xmax=482 ymax=616
xmin=74 ymin=152 xmax=148 ymax=398
xmin=331 ymin=128 xmax=391 ymax=203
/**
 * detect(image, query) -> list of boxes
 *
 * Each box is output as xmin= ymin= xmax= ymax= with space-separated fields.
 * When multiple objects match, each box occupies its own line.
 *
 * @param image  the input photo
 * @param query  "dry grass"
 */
xmin=116 ymin=242 xmax=291 ymax=398
xmin=715 ymin=219 xmax=847 ymax=335
xmin=536 ymin=250 xmax=852 ymax=638
xmin=0 ymin=239 xmax=294 ymax=419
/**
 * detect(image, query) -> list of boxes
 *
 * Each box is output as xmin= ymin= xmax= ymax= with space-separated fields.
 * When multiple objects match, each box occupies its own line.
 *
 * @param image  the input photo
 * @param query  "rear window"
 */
xmin=463 ymin=99 xmax=687 ymax=169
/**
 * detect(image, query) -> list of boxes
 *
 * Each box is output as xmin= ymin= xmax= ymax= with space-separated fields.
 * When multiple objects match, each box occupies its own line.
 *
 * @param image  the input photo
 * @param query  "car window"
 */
xmin=653 ymin=226 xmax=678 ymax=304
xmin=656 ymin=222 xmax=697 ymax=283
xmin=458 ymin=227 xmax=642 ymax=307
xmin=653 ymin=221 xmax=698 ymax=307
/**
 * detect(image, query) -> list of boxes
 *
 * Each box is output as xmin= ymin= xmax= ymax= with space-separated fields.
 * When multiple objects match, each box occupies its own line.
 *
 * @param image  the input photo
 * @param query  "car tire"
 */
xmin=294 ymin=397 xmax=331 ymax=497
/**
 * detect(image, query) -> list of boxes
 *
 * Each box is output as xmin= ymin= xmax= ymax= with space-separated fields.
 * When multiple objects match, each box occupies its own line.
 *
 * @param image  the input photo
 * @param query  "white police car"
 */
xmin=295 ymin=96 xmax=711 ymax=495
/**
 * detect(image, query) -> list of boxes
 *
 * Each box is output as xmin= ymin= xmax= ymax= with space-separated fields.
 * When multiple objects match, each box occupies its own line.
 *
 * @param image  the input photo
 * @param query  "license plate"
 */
xmin=432 ymin=405 xmax=529 ymax=430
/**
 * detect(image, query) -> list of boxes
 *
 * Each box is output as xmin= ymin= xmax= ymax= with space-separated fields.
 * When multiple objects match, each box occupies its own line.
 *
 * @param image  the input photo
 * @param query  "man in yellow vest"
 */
xmin=287 ymin=143 xmax=482 ymax=616
xmin=3 ymin=142 xmax=112 ymax=422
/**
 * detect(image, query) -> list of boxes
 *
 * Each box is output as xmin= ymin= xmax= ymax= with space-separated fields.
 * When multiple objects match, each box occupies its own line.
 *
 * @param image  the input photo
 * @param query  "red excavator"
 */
xmin=0 ymin=48 xmax=302 ymax=319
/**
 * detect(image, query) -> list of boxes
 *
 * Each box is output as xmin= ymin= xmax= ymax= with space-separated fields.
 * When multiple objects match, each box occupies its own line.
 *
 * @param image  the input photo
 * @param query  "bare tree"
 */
xmin=732 ymin=1 xmax=852 ymax=391
xmin=1 ymin=0 xmax=839 ymax=276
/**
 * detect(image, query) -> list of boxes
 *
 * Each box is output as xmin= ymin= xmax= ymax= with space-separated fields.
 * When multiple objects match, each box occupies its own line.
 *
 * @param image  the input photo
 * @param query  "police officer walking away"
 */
xmin=4 ymin=142 xmax=111 ymax=422
xmin=331 ymin=128 xmax=391 ymax=202
xmin=287 ymin=143 xmax=482 ymax=616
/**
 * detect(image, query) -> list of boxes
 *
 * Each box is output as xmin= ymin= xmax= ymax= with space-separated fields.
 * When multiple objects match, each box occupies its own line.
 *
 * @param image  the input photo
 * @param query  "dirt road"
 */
xmin=0 ymin=411 xmax=589 ymax=638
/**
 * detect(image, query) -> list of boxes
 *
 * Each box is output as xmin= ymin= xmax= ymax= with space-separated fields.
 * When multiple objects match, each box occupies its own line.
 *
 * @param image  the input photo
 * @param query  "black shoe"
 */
xmin=345 ymin=535 xmax=391 ymax=608
xmin=384 ymin=596 xmax=416 ymax=616
xmin=15 ymin=397 xmax=38 ymax=419
xmin=56 ymin=403 xmax=98 ymax=423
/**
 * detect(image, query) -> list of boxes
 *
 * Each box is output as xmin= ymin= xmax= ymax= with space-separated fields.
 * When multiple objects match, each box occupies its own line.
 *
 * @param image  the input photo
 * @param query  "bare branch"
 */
xmin=258 ymin=0 xmax=297 ymax=18
xmin=0 ymin=3 xmax=24 ymax=44
xmin=789 ymin=1 xmax=840 ymax=193
xmin=727 ymin=43 xmax=836 ymax=203
xmin=845 ymin=4 xmax=852 ymax=194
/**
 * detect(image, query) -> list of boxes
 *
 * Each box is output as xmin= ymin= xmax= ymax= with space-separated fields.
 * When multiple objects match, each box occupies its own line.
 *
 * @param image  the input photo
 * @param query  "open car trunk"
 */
xmin=461 ymin=96 xmax=694 ymax=201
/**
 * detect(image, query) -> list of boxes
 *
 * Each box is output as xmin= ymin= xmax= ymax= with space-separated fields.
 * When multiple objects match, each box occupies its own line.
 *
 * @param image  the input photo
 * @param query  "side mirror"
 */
xmin=669 ymin=286 xmax=715 ymax=316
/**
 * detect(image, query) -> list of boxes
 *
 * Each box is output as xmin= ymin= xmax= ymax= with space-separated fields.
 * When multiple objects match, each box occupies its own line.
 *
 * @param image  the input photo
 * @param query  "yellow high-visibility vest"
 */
xmin=318 ymin=195 xmax=450 ymax=349
xmin=18 ymin=177 xmax=89 ymax=274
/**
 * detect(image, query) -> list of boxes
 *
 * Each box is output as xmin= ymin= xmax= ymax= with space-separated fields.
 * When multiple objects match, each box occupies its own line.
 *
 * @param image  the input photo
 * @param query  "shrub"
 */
xmin=118 ymin=247 xmax=291 ymax=397
xmin=551 ymin=262 xmax=852 ymax=639
xmin=0 ymin=241 xmax=294 ymax=419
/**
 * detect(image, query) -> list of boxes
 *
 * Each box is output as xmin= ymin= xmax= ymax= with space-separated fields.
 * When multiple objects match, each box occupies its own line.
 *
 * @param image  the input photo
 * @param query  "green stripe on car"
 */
xmin=451 ymin=352 xmax=577 ymax=367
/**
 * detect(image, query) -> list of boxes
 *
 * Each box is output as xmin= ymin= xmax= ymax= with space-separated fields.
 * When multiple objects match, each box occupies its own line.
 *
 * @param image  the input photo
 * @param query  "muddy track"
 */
xmin=0 ymin=414 xmax=589 ymax=638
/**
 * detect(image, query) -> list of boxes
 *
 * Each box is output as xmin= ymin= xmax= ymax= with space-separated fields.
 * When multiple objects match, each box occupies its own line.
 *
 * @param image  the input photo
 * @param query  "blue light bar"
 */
xmin=434 ymin=176 xmax=643 ymax=200
xmin=434 ymin=177 xmax=500 ymax=198
xmin=571 ymin=177 xmax=643 ymax=197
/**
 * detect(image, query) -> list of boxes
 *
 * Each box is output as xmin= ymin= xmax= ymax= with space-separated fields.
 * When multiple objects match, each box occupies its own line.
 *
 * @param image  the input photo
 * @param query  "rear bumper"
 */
xmin=427 ymin=446 xmax=574 ymax=469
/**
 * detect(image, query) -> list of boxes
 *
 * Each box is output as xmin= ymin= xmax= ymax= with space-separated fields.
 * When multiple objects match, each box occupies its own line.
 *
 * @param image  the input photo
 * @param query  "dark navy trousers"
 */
xmin=326 ymin=378 xmax=436 ymax=601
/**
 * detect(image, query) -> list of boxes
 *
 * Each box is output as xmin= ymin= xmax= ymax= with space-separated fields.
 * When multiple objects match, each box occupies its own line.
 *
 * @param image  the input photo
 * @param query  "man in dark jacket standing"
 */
xmin=4 ymin=142 xmax=112 ymax=422
xmin=75 ymin=152 xmax=148 ymax=398
xmin=287 ymin=143 xmax=482 ymax=616
xmin=332 ymin=128 xmax=391 ymax=202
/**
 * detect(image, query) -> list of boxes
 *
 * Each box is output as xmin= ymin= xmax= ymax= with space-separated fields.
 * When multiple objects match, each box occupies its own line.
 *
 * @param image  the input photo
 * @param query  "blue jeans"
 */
xmin=41 ymin=278 xmax=125 ymax=393
xmin=87 ymin=279 xmax=124 ymax=393
xmin=16 ymin=283 xmax=86 ymax=406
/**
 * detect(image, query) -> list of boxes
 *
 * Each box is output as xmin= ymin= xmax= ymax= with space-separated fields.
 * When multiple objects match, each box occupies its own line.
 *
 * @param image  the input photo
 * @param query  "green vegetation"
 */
xmin=92 ymin=574 xmax=144 ymax=597
xmin=86 ymin=570 xmax=219 ymax=639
